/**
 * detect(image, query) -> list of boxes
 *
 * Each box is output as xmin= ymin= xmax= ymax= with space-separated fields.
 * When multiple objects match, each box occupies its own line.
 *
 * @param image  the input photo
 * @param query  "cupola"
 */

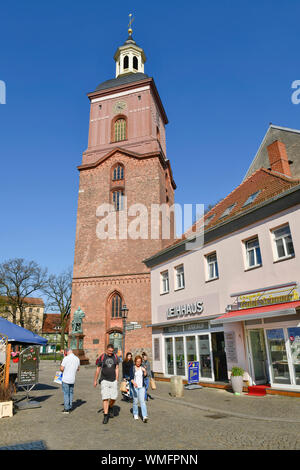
xmin=114 ymin=15 xmax=146 ymax=77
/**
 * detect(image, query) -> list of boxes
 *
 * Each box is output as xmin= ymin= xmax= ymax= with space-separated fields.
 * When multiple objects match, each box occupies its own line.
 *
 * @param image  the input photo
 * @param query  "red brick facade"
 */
xmin=70 ymin=70 xmax=176 ymax=363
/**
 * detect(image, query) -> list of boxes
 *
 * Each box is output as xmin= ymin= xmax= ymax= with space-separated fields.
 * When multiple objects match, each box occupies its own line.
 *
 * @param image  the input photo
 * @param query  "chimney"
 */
xmin=267 ymin=140 xmax=292 ymax=177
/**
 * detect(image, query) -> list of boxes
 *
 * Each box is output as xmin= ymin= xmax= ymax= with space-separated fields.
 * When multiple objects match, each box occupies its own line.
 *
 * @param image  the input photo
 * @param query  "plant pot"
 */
xmin=231 ymin=375 xmax=243 ymax=394
xmin=12 ymin=358 xmax=19 ymax=363
xmin=0 ymin=401 xmax=13 ymax=418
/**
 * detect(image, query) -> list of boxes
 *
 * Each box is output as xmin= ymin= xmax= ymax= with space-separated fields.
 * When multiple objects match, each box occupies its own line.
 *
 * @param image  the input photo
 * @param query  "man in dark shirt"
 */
xmin=94 ymin=344 xmax=119 ymax=424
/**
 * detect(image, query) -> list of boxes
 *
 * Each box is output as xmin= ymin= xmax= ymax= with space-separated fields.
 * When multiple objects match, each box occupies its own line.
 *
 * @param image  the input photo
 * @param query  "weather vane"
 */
xmin=128 ymin=13 xmax=134 ymax=36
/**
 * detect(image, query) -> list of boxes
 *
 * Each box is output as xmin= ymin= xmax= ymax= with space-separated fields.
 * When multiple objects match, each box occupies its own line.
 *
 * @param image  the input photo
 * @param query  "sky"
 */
xmin=1 ymin=0 xmax=300 ymax=279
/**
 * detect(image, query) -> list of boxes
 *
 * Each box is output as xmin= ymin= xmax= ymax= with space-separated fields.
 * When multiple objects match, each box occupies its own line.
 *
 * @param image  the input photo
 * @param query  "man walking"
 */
xmin=94 ymin=344 xmax=119 ymax=424
xmin=60 ymin=348 xmax=80 ymax=414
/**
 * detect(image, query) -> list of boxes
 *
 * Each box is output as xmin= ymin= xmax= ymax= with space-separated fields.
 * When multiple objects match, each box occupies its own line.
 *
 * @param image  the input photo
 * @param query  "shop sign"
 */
xmin=166 ymin=301 xmax=203 ymax=319
xmin=237 ymin=284 xmax=299 ymax=310
xmin=18 ymin=345 xmax=39 ymax=386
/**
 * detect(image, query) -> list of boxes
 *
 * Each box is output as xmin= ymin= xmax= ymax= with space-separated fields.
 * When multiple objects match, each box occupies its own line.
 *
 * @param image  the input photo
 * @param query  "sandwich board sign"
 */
xmin=17 ymin=345 xmax=41 ymax=409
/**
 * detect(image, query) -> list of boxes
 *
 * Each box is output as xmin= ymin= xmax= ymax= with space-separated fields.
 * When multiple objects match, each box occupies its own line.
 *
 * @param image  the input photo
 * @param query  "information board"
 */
xmin=224 ymin=331 xmax=238 ymax=363
xmin=18 ymin=345 xmax=39 ymax=386
xmin=188 ymin=361 xmax=200 ymax=383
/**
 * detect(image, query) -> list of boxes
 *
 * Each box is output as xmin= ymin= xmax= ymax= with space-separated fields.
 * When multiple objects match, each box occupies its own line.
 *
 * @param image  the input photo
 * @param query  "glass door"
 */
xmin=249 ymin=329 xmax=268 ymax=384
xmin=287 ymin=327 xmax=300 ymax=385
xmin=175 ymin=337 xmax=185 ymax=376
xmin=165 ymin=338 xmax=174 ymax=375
xmin=265 ymin=328 xmax=291 ymax=385
xmin=198 ymin=334 xmax=212 ymax=379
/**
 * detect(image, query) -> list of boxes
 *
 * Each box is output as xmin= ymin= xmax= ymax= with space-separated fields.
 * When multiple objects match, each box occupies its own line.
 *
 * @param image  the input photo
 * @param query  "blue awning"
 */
xmin=0 ymin=317 xmax=48 ymax=345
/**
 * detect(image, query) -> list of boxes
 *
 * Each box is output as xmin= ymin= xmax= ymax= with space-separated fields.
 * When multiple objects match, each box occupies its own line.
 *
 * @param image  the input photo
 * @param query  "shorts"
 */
xmin=100 ymin=379 xmax=118 ymax=401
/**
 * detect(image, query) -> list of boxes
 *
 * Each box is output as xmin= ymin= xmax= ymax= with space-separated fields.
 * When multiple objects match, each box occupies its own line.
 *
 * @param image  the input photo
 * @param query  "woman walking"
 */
xmin=122 ymin=352 xmax=134 ymax=401
xmin=130 ymin=355 xmax=148 ymax=423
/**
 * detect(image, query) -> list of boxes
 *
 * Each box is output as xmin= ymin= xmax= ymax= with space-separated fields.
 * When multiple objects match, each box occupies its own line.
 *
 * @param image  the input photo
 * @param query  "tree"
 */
xmin=0 ymin=258 xmax=47 ymax=327
xmin=43 ymin=268 xmax=72 ymax=350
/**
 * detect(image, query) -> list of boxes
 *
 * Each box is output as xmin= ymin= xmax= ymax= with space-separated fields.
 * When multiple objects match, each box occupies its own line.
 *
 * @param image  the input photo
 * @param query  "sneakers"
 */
xmin=103 ymin=414 xmax=109 ymax=424
xmin=143 ymin=416 xmax=148 ymax=423
xmin=133 ymin=415 xmax=139 ymax=420
xmin=62 ymin=409 xmax=69 ymax=414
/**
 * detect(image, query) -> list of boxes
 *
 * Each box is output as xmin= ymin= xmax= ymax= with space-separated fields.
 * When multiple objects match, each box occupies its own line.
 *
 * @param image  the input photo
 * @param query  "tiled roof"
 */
xmin=173 ymin=168 xmax=300 ymax=246
xmin=0 ymin=296 xmax=44 ymax=306
xmin=42 ymin=314 xmax=69 ymax=334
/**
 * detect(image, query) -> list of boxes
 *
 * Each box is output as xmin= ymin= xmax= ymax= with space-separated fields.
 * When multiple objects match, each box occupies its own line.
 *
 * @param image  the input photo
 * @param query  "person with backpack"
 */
xmin=93 ymin=344 xmax=119 ymax=424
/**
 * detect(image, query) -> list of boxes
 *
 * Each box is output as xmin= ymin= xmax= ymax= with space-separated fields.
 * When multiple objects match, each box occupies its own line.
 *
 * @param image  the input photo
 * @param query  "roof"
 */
xmin=144 ymin=167 xmax=300 ymax=267
xmin=42 ymin=313 xmax=69 ymax=334
xmin=95 ymin=72 xmax=149 ymax=92
xmin=244 ymin=124 xmax=300 ymax=180
xmin=0 ymin=296 xmax=44 ymax=306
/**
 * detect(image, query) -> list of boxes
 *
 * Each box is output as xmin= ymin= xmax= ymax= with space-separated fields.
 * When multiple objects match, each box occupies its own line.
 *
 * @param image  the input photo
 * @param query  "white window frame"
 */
xmin=271 ymin=224 xmax=295 ymax=261
xmin=205 ymin=252 xmax=219 ymax=281
xmin=174 ymin=264 xmax=185 ymax=291
xmin=244 ymin=236 xmax=262 ymax=270
xmin=160 ymin=270 xmax=169 ymax=294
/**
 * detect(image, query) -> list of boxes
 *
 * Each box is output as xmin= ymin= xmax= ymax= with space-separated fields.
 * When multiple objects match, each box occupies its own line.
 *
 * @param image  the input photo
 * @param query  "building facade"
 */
xmin=0 ymin=296 xmax=45 ymax=334
xmin=145 ymin=140 xmax=300 ymax=392
xmin=70 ymin=30 xmax=176 ymax=363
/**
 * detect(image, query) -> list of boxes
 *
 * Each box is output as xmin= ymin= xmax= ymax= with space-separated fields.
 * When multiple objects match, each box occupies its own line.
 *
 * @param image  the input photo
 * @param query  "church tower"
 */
xmin=70 ymin=21 xmax=176 ymax=362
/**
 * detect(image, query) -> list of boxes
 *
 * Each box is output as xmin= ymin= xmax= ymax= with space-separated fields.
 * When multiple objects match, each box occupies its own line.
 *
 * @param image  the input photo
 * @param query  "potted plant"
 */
xmin=0 ymin=384 xmax=14 ymax=418
xmin=230 ymin=366 xmax=244 ymax=395
xmin=11 ymin=351 xmax=20 ymax=363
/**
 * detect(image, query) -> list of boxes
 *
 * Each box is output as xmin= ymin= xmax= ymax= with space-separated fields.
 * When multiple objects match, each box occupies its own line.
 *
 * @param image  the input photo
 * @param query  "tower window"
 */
xmin=111 ymin=294 xmax=122 ymax=318
xmin=112 ymin=190 xmax=124 ymax=211
xmin=123 ymin=55 xmax=129 ymax=69
xmin=114 ymin=118 xmax=126 ymax=142
xmin=113 ymin=164 xmax=124 ymax=181
xmin=133 ymin=56 xmax=138 ymax=70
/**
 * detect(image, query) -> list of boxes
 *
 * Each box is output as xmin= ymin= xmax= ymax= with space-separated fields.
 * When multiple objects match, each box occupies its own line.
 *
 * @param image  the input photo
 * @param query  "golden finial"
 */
xmin=128 ymin=13 xmax=134 ymax=36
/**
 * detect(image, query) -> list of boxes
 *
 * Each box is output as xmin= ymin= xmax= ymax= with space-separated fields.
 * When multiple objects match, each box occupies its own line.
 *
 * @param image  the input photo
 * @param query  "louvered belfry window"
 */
xmin=112 ymin=294 xmax=122 ymax=318
xmin=114 ymin=118 xmax=126 ymax=142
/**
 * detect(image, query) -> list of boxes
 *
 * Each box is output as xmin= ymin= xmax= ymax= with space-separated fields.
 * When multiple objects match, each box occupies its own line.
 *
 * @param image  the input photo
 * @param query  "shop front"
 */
xmin=212 ymin=282 xmax=300 ymax=390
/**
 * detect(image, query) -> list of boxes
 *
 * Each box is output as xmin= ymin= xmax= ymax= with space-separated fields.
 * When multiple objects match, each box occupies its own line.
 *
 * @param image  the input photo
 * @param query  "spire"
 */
xmin=113 ymin=14 xmax=146 ymax=78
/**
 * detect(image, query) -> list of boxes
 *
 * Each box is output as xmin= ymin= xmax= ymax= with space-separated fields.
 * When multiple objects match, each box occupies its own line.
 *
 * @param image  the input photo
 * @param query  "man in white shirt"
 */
xmin=60 ymin=348 xmax=80 ymax=414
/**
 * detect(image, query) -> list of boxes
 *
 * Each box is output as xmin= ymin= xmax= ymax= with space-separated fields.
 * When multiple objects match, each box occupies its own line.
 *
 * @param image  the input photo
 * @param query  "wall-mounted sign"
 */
xmin=166 ymin=301 xmax=203 ymax=320
xmin=237 ymin=284 xmax=299 ymax=310
xmin=224 ymin=331 xmax=238 ymax=363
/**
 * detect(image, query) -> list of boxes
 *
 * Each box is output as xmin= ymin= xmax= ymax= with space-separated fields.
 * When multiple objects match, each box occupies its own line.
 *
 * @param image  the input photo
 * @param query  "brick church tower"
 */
xmin=70 ymin=26 xmax=176 ymax=363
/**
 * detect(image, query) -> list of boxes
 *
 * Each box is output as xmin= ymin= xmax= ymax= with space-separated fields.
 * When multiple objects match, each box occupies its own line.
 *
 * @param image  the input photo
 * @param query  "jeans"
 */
xmin=132 ymin=386 xmax=147 ymax=418
xmin=62 ymin=382 xmax=74 ymax=411
xmin=144 ymin=377 xmax=150 ymax=400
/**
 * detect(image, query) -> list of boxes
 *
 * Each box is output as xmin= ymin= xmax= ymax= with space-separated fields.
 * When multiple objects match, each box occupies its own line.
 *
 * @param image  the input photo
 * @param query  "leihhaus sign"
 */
xmin=167 ymin=301 xmax=203 ymax=319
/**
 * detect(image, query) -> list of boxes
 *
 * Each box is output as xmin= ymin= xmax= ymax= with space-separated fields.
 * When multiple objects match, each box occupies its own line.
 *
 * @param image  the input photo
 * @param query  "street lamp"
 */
xmin=121 ymin=304 xmax=129 ymax=362
xmin=53 ymin=325 xmax=61 ymax=363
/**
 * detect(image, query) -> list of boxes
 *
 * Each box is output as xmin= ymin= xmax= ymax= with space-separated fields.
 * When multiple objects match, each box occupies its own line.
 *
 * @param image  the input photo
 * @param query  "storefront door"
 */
xmin=249 ymin=329 xmax=268 ymax=384
xmin=211 ymin=332 xmax=228 ymax=382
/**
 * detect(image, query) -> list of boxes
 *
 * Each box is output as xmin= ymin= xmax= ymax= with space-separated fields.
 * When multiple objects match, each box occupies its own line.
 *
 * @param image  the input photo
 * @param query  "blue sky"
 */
xmin=1 ymin=0 xmax=300 ymax=278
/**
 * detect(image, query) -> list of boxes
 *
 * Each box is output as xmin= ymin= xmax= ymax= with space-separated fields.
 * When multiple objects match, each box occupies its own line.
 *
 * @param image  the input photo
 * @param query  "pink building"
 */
xmin=144 ymin=139 xmax=300 ymax=394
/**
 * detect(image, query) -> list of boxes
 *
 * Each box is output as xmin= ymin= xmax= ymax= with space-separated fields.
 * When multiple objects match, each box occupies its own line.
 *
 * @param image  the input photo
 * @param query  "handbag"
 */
xmin=150 ymin=377 xmax=156 ymax=390
xmin=120 ymin=379 xmax=128 ymax=393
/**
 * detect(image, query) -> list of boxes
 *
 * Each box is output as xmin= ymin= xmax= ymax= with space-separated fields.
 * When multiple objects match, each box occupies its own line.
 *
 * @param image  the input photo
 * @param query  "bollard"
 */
xmin=170 ymin=376 xmax=184 ymax=397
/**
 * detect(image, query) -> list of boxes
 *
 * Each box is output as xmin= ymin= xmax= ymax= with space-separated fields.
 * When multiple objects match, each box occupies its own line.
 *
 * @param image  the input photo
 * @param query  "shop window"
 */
xmin=175 ymin=337 xmax=185 ymax=376
xmin=266 ymin=328 xmax=291 ymax=385
xmin=272 ymin=224 xmax=295 ymax=260
xmin=174 ymin=265 xmax=185 ymax=290
xmin=198 ymin=335 xmax=212 ymax=378
xmin=154 ymin=338 xmax=160 ymax=361
xmin=245 ymin=237 xmax=262 ymax=269
xmin=165 ymin=338 xmax=174 ymax=375
xmin=206 ymin=252 xmax=219 ymax=281
xmin=160 ymin=270 xmax=169 ymax=294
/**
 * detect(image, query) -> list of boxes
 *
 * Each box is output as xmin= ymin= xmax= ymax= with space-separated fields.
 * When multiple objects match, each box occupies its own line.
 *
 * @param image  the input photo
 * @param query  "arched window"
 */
xmin=111 ymin=294 xmax=122 ymax=318
xmin=113 ymin=164 xmax=124 ymax=181
xmin=123 ymin=55 xmax=129 ymax=69
xmin=112 ymin=189 xmax=124 ymax=211
xmin=133 ymin=56 xmax=138 ymax=70
xmin=114 ymin=118 xmax=126 ymax=142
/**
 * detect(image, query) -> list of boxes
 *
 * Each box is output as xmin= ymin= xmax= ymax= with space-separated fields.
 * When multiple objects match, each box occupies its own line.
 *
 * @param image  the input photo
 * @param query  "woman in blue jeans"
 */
xmin=130 ymin=355 xmax=148 ymax=423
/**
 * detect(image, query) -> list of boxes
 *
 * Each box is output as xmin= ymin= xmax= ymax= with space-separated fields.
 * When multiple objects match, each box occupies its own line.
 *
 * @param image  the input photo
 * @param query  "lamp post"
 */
xmin=53 ymin=325 xmax=61 ymax=363
xmin=121 ymin=304 xmax=129 ymax=362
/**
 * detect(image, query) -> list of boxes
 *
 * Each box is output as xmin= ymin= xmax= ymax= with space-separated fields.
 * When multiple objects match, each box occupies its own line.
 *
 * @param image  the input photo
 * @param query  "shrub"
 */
xmin=231 ymin=366 xmax=244 ymax=377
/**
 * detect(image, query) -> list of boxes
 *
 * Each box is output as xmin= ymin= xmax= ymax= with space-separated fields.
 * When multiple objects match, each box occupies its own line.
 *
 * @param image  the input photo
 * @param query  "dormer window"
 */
xmin=220 ymin=203 xmax=236 ymax=219
xmin=243 ymin=191 xmax=260 ymax=207
xmin=133 ymin=56 xmax=138 ymax=70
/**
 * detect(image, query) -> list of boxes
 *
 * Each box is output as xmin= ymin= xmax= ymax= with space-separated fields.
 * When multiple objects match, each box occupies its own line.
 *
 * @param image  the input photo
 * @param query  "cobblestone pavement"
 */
xmin=1 ymin=360 xmax=300 ymax=450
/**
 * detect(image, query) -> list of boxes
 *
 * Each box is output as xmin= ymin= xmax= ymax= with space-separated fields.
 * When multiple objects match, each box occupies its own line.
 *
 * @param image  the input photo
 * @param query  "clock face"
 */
xmin=113 ymin=100 xmax=127 ymax=114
